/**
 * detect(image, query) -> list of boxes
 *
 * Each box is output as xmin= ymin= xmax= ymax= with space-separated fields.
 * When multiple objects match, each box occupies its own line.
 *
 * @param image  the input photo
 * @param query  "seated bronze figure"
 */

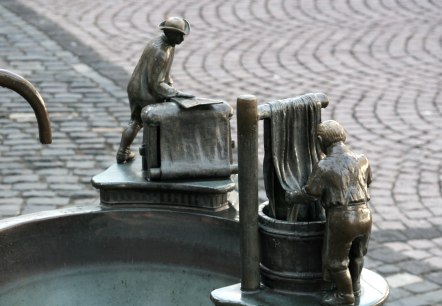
xmin=117 ymin=16 xmax=193 ymax=164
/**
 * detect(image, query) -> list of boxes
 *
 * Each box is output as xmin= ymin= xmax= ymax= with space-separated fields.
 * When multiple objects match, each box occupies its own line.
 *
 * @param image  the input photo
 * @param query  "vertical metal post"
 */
xmin=237 ymin=95 xmax=260 ymax=291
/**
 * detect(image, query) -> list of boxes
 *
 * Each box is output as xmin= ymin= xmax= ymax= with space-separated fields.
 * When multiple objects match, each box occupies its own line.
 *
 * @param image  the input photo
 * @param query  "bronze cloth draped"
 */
xmin=264 ymin=94 xmax=325 ymax=221
xmin=143 ymin=101 xmax=233 ymax=180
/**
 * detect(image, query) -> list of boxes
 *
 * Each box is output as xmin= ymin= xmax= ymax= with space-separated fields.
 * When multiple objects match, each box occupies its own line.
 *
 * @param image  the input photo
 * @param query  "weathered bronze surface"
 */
xmin=0 ymin=69 xmax=52 ymax=144
xmin=140 ymin=100 xmax=236 ymax=181
xmin=0 ymin=206 xmax=240 ymax=306
xmin=117 ymin=18 xmax=237 ymax=184
xmin=260 ymin=93 xmax=329 ymax=291
xmin=116 ymin=17 xmax=193 ymax=164
xmin=92 ymin=160 xmax=237 ymax=210
xmin=0 ymin=35 xmax=385 ymax=306
xmin=233 ymin=93 xmax=329 ymax=293
xmin=258 ymin=203 xmax=325 ymax=292
xmin=262 ymin=93 xmax=328 ymax=222
xmin=237 ymin=95 xmax=260 ymax=291
xmin=211 ymin=94 xmax=388 ymax=306
xmin=303 ymin=120 xmax=373 ymax=306
xmin=170 ymin=96 xmax=224 ymax=109
xmin=211 ymin=269 xmax=389 ymax=306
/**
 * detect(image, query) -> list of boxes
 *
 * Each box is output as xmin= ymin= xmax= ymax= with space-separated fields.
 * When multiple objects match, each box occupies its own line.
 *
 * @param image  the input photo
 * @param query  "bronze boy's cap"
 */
xmin=159 ymin=17 xmax=190 ymax=35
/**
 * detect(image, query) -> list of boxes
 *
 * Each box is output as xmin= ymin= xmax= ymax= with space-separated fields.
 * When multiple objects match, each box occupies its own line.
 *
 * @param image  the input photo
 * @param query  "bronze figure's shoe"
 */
xmin=321 ymin=291 xmax=355 ymax=306
xmin=116 ymin=148 xmax=136 ymax=163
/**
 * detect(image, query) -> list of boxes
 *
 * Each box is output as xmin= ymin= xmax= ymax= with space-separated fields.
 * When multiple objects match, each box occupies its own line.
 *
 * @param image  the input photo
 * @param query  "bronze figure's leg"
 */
xmin=322 ymin=210 xmax=355 ymax=306
xmin=321 ymin=269 xmax=355 ymax=306
xmin=116 ymin=104 xmax=143 ymax=163
xmin=349 ymin=238 xmax=365 ymax=297
xmin=349 ymin=211 xmax=371 ymax=297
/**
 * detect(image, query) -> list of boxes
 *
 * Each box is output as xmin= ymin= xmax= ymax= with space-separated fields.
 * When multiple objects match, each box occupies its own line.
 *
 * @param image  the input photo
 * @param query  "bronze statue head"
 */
xmin=159 ymin=17 xmax=190 ymax=35
xmin=159 ymin=17 xmax=190 ymax=46
xmin=317 ymin=120 xmax=346 ymax=152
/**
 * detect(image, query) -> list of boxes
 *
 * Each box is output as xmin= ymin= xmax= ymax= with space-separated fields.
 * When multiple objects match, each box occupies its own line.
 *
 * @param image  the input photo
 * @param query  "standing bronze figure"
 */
xmin=116 ymin=17 xmax=193 ymax=163
xmin=303 ymin=120 xmax=372 ymax=306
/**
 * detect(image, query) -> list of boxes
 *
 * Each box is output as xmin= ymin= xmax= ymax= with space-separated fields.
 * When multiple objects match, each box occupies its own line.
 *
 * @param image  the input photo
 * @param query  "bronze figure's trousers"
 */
xmin=323 ymin=204 xmax=372 ymax=292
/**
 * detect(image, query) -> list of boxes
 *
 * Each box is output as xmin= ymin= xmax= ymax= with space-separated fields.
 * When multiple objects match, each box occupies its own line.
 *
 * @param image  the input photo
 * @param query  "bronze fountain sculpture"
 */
xmin=211 ymin=95 xmax=389 ymax=305
xmin=0 ymin=18 xmax=389 ymax=306
xmin=116 ymin=16 xmax=194 ymax=164
xmin=303 ymin=120 xmax=372 ymax=306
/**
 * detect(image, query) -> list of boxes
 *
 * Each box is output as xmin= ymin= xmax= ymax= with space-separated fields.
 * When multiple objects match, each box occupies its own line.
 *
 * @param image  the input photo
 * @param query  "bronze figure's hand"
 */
xmin=176 ymin=91 xmax=194 ymax=99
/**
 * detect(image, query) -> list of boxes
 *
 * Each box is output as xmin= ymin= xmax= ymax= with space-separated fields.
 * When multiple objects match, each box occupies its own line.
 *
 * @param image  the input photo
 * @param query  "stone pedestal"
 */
xmin=210 ymin=269 xmax=389 ymax=306
xmin=92 ymin=159 xmax=236 ymax=211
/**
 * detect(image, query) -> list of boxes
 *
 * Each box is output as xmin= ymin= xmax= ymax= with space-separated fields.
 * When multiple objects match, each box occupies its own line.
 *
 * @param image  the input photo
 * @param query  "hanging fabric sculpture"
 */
xmin=142 ymin=101 xmax=234 ymax=180
xmin=263 ymin=93 xmax=326 ymax=222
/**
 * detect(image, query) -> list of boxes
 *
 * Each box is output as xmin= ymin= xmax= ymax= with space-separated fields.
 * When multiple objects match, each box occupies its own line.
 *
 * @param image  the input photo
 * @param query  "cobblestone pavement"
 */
xmin=0 ymin=0 xmax=441 ymax=304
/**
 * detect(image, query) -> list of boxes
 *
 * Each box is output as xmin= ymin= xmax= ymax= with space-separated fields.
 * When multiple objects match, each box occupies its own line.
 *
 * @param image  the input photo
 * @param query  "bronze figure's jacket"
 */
xmin=127 ymin=35 xmax=178 ymax=108
xmin=304 ymin=143 xmax=372 ymax=209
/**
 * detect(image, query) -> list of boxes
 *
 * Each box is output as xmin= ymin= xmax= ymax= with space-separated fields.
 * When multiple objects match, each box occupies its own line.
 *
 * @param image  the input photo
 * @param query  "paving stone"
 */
xmin=69 ymin=190 xmax=98 ymax=199
xmin=49 ymin=184 xmax=83 ymax=191
xmin=362 ymin=257 xmax=383 ymax=270
xmin=371 ymin=230 xmax=408 ymax=243
xmin=387 ymin=287 xmax=413 ymax=302
xmin=375 ymin=220 xmax=406 ymax=230
xmin=45 ymin=176 xmax=78 ymax=184
xmin=0 ymin=1 xmax=442 ymax=304
xmin=383 ymin=242 xmax=412 ymax=252
xmin=423 ymin=257 xmax=442 ymax=270
xmin=408 ymin=239 xmax=436 ymax=249
xmin=403 ymin=227 xmax=442 ymax=240
xmin=71 ymin=198 xmax=98 ymax=206
xmin=368 ymin=246 xmax=409 ymax=264
xmin=403 ymin=280 xmax=441 ymax=294
xmin=12 ymin=183 xmax=48 ymax=191
xmin=21 ymin=204 xmax=57 ymax=215
xmin=3 ymin=174 xmax=40 ymax=184
xmin=402 ymin=249 xmax=432 ymax=260
xmin=432 ymin=237 xmax=442 ymax=247
xmin=375 ymin=263 xmax=402 ymax=275
xmin=426 ymin=271 xmax=442 ymax=286
xmin=429 ymin=247 xmax=442 ymax=257
xmin=22 ymin=190 xmax=56 ymax=198
xmin=428 ymin=217 xmax=442 ymax=227
xmin=0 ymin=202 xmax=21 ymax=213
xmin=386 ymin=272 xmax=422 ymax=288
xmin=391 ymin=289 xmax=442 ymax=306
xmin=0 ymin=189 xmax=19 ymax=197
xmin=399 ymin=260 xmax=439 ymax=276
xmin=27 ymin=197 xmax=70 ymax=206
xmin=404 ymin=209 xmax=433 ymax=219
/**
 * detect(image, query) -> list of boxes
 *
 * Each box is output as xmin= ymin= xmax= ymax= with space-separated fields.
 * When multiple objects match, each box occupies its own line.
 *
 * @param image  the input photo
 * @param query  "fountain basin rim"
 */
xmin=0 ymin=204 xmax=239 ymax=232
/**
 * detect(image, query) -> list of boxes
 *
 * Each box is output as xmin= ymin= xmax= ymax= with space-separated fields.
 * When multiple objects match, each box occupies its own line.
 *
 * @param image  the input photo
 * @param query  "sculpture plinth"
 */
xmin=211 ymin=269 xmax=389 ymax=306
xmin=92 ymin=160 xmax=236 ymax=211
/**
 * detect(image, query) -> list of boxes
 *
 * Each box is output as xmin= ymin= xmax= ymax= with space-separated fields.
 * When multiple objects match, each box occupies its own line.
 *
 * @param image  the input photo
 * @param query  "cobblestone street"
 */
xmin=0 ymin=0 xmax=441 ymax=304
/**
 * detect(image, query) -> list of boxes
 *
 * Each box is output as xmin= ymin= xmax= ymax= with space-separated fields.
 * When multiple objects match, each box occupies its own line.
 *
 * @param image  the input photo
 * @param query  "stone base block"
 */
xmin=211 ymin=269 xmax=389 ymax=306
xmin=92 ymin=160 xmax=236 ymax=211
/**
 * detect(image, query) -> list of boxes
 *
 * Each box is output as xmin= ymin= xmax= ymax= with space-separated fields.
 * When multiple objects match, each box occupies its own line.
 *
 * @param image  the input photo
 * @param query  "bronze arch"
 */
xmin=0 ymin=69 xmax=51 ymax=144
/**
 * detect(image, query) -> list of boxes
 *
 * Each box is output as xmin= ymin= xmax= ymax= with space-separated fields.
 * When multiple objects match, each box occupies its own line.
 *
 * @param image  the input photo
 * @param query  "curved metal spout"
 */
xmin=0 ymin=69 xmax=51 ymax=144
